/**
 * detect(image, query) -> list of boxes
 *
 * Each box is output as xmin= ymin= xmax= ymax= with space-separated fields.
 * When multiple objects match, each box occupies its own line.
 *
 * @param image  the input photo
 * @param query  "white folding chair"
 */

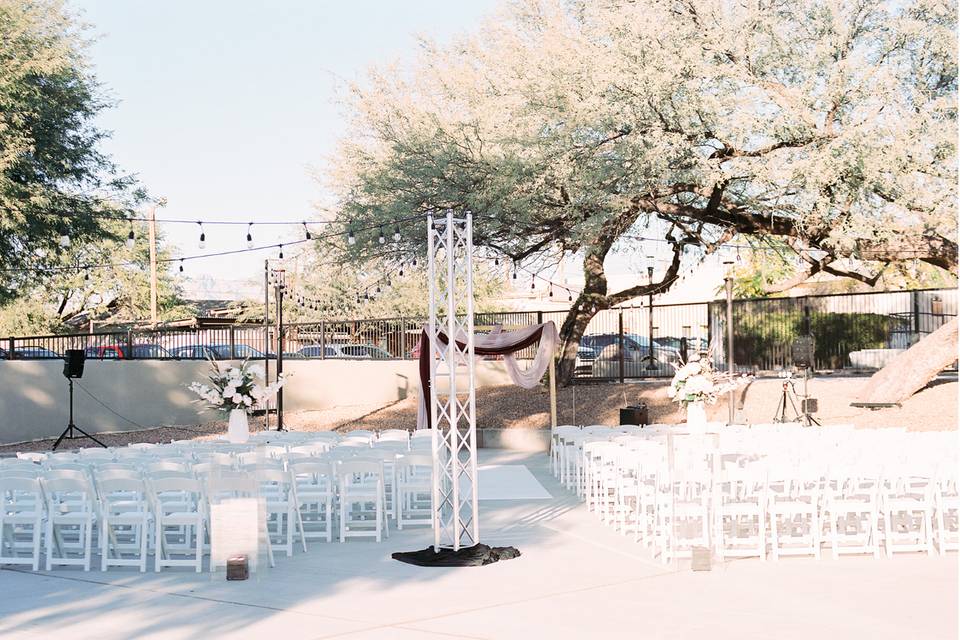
xmin=715 ymin=463 xmax=767 ymax=561
xmin=255 ymin=467 xmax=302 ymax=556
xmin=0 ymin=477 xmax=45 ymax=570
xmin=768 ymin=467 xmax=823 ymax=561
xmin=338 ymin=460 xmax=386 ymax=542
xmin=97 ymin=474 xmax=151 ymax=572
xmin=395 ymin=454 xmax=433 ymax=530
xmin=824 ymin=465 xmax=881 ymax=559
xmin=42 ymin=475 xmax=97 ymax=571
xmin=150 ymin=476 xmax=206 ymax=572
xmin=290 ymin=461 xmax=335 ymax=543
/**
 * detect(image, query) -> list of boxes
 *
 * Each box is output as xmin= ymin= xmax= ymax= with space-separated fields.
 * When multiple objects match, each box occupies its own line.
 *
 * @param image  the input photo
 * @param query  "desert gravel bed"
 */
xmin=1 ymin=376 xmax=954 ymax=454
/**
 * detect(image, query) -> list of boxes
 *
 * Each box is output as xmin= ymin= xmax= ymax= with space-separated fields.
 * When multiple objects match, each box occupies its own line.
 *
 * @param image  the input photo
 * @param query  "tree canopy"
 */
xmin=325 ymin=0 xmax=957 ymax=382
xmin=0 ymin=0 xmax=143 ymax=301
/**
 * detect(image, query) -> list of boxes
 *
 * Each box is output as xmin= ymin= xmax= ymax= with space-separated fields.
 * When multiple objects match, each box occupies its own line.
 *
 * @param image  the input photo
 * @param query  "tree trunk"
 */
xmin=556 ymin=302 xmax=599 ymax=386
xmin=856 ymin=317 xmax=958 ymax=405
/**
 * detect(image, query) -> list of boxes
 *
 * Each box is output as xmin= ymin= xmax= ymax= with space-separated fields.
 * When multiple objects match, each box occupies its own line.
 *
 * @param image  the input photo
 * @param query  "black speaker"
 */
xmin=620 ymin=404 xmax=649 ymax=426
xmin=63 ymin=349 xmax=85 ymax=379
xmin=792 ymin=335 xmax=815 ymax=369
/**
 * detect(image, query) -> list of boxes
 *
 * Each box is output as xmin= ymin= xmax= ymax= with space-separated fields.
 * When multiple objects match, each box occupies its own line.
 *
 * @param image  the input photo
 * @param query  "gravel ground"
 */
xmin=2 ymin=375 xmax=954 ymax=454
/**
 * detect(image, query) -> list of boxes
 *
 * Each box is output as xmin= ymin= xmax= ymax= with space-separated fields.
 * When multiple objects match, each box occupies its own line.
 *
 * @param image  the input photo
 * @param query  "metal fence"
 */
xmin=2 ymin=288 xmax=955 ymax=378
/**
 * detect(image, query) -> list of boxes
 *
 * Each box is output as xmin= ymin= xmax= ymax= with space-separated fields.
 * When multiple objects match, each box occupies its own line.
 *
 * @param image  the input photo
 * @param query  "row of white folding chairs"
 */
xmin=0 ymin=452 xmax=436 ymax=573
xmin=579 ymin=439 xmax=959 ymax=563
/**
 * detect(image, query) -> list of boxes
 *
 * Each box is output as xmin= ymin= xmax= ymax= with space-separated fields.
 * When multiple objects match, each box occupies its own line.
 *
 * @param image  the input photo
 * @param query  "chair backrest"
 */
xmin=46 ymin=461 xmax=89 ymax=471
xmin=97 ymin=475 xmax=148 ymax=500
xmin=339 ymin=460 xmax=382 ymax=486
xmin=338 ymin=439 xmax=371 ymax=448
xmin=291 ymin=460 xmax=333 ymax=477
xmin=372 ymin=441 xmax=408 ymax=453
xmin=147 ymin=460 xmax=190 ymax=473
xmin=15 ymin=452 xmax=47 ymax=463
xmin=94 ymin=462 xmax=141 ymax=474
xmin=289 ymin=443 xmax=331 ymax=456
xmin=0 ymin=476 xmax=44 ymax=513
xmin=42 ymin=475 xmax=95 ymax=508
xmin=75 ymin=448 xmax=115 ymax=461
xmin=0 ymin=465 xmax=42 ymax=479
xmin=377 ymin=430 xmax=409 ymax=443
xmin=126 ymin=443 xmax=157 ymax=450
xmin=397 ymin=453 xmax=433 ymax=470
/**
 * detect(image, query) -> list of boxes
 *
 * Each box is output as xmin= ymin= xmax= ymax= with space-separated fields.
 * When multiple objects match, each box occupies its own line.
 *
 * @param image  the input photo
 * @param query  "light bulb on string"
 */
xmin=246 ymin=223 xmax=254 ymax=249
xmin=84 ymin=267 xmax=90 ymax=281
xmin=568 ymin=291 xmax=573 ymax=302
xmin=178 ymin=259 xmax=184 ymax=273
xmin=494 ymin=257 xmax=499 ymax=266
xmin=378 ymin=227 xmax=385 ymax=244
xmin=736 ymin=247 xmax=742 ymax=263
xmin=375 ymin=284 xmax=382 ymax=294
xmin=393 ymin=225 xmax=401 ymax=242
xmin=197 ymin=222 xmax=205 ymax=249
xmin=278 ymin=244 xmax=284 ymax=259
xmin=347 ymin=228 xmax=356 ymax=245
xmin=126 ymin=219 xmax=135 ymax=248
xmin=303 ymin=222 xmax=311 ymax=240
xmin=411 ymin=257 xmax=417 ymax=267
xmin=548 ymin=285 xmax=554 ymax=298
xmin=398 ymin=265 xmax=404 ymax=277
xmin=530 ymin=277 xmax=535 ymax=290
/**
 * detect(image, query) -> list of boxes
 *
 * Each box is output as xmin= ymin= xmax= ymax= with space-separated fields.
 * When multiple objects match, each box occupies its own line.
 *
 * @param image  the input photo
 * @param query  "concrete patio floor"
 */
xmin=0 ymin=450 xmax=956 ymax=639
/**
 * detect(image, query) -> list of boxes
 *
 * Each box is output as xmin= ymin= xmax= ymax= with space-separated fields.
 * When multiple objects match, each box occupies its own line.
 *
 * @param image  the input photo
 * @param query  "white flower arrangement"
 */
xmin=667 ymin=348 xmax=751 ymax=407
xmin=188 ymin=358 xmax=286 ymax=413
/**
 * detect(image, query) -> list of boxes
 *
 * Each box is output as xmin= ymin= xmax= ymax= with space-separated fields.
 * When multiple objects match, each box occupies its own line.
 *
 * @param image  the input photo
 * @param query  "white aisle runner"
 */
xmin=477 ymin=464 xmax=552 ymax=500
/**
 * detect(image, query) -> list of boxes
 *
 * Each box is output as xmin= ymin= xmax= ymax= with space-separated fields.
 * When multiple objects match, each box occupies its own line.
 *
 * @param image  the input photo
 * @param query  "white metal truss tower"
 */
xmin=427 ymin=210 xmax=480 ymax=551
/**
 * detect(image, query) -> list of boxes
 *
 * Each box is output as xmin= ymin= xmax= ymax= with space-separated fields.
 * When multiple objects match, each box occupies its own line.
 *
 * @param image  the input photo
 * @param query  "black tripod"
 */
xmin=52 ymin=378 xmax=106 ymax=450
xmin=773 ymin=377 xmax=801 ymax=423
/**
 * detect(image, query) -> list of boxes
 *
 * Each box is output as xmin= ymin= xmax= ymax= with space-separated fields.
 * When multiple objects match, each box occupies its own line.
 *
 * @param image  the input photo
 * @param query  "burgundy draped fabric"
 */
xmin=418 ymin=324 xmax=550 ymax=429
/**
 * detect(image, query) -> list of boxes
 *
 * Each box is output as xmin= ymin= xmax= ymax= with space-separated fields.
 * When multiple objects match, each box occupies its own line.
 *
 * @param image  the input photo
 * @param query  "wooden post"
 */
xmin=147 ymin=206 xmax=158 ymax=327
xmin=549 ymin=355 xmax=558 ymax=430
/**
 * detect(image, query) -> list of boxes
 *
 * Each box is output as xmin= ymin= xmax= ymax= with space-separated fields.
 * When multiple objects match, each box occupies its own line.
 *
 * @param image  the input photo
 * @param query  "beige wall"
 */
xmin=0 ymin=359 xmax=514 ymax=445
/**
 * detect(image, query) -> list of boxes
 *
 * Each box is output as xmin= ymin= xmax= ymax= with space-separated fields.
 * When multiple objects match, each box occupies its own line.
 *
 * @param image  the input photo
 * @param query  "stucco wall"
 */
xmin=0 ymin=359 xmax=514 ymax=445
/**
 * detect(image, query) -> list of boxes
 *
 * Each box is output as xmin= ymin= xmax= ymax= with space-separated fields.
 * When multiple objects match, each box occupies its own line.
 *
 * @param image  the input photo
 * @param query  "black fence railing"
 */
xmin=2 ymin=288 xmax=955 ymax=377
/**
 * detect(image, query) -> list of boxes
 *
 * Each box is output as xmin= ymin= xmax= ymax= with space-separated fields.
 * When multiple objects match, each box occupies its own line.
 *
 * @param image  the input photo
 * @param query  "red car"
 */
xmin=84 ymin=344 xmax=173 ymax=359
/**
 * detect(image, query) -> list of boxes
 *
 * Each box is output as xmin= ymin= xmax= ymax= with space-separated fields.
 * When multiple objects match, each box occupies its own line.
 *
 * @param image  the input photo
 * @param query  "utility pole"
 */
xmin=724 ymin=261 xmax=736 ymax=425
xmin=263 ymin=259 xmax=271 ymax=431
xmin=645 ymin=255 xmax=657 ymax=371
xmin=274 ymin=269 xmax=285 ymax=432
xmin=147 ymin=206 xmax=158 ymax=327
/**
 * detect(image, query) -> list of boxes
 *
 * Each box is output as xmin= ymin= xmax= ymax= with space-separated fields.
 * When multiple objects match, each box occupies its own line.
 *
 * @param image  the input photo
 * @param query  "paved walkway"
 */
xmin=0 ymin=451 xmax=956 ymax=639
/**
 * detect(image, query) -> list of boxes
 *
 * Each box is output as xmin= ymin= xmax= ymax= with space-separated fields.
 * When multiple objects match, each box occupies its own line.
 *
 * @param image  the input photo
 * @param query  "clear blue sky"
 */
xmin=72 ymin=0 xmax=499 ymax=285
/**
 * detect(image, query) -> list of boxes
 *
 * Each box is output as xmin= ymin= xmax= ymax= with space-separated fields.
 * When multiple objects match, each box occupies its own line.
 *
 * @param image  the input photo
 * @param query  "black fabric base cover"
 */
xmin=392 ymin=544 xmax=520 ymax=567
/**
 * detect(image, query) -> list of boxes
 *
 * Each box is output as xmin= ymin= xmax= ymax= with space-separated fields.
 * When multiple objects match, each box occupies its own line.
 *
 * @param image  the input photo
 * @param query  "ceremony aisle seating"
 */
xmin=551 ymin=423 xmax=957 ymax=563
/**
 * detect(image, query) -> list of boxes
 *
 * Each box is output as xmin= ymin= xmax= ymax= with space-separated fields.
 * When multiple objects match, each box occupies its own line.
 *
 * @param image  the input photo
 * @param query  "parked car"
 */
xmin=84 ymin=344 xmax=174 ymax=359
xmin=9 ymin=345 xmax=62 ymax=359
xmin=298 ymin=345 xmax=341 ymax=358
xmin=299 ymin=343 xmax=394 ymax=359
xmin=653 ymin=336 xmax=708 ymax=357
xmin=170 ymin=344 xmax=266 ymax=360
xmin=582 ymin=333 xmax=680 ymax=378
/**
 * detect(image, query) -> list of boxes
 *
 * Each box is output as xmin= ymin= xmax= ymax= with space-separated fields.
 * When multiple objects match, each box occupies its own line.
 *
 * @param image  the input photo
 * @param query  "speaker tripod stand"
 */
xmin=772 ymin=369 xmax=820 ymax=427
xmin=52 ymin=378 xmax=107 ymax=450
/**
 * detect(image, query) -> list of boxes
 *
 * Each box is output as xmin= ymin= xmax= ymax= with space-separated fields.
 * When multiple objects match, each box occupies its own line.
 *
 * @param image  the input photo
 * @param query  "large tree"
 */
xmin=325 ymin=0 xmax=957 ymax=383
xmin=0 ymin=0 xmax=143 ymax=301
